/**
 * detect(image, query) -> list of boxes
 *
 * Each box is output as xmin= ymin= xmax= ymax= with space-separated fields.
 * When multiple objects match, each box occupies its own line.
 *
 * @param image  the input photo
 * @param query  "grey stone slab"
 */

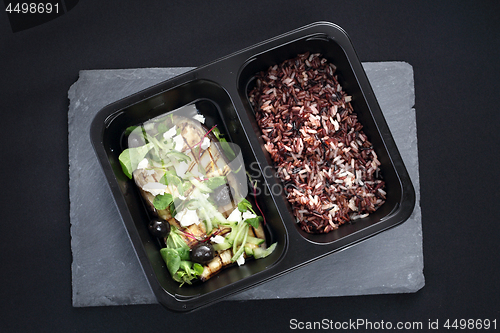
xmin=68 ymin=62 xmax=423 ymax=307
xmin=69 ymin=68 xmax=193 ymax=307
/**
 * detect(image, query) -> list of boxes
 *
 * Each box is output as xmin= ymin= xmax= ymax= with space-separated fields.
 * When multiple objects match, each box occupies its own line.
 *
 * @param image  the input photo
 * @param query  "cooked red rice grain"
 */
xmin=249 ymin=52 xmax=386 ymax=234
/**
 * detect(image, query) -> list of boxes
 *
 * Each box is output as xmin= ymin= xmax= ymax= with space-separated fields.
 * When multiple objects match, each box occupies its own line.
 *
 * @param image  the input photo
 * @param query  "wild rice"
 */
xmin=248 ymin=52 xmax=386 ymax=234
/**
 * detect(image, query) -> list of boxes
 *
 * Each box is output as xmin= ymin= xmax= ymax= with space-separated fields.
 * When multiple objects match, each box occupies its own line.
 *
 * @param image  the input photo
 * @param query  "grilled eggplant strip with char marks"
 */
xmin=200 ymin=249 xmax=233 ymax=281
xmin=133 ymin=115 xmax=238 ymax=224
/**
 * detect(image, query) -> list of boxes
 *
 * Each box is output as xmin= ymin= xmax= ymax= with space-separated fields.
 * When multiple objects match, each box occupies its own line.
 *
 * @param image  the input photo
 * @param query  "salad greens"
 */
xmin=119 ymin=142 xmax=153 ymax=179
xmin=212 ymin=126 xmax=236 ymax=161
xmin=238 ymin=198 xmax=255 ymax=214
xmin=161 ymin=228 xmax=204 ymax=286
xmin=118 ymin=111 xmax=276 ymax=286
xmin=153 ymin=193 xmax=173 ymax=211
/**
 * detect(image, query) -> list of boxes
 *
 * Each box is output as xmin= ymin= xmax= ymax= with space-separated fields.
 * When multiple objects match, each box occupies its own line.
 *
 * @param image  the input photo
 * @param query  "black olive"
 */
xmin=210 ymin=184 xmax=233 ymax=207
xmin=148 ymin=218 xmax=171 ymax=238
xmin=190 ymin=242 xmax=215 ymax=265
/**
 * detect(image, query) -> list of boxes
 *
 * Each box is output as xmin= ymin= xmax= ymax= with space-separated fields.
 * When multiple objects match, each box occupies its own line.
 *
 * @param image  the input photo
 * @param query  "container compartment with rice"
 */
xmin=247 ymin=52 xmax=386 ymax=234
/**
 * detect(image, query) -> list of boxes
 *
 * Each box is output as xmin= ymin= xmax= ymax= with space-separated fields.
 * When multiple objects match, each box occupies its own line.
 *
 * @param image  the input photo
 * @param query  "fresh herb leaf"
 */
xmin=176 ymin=247 xmax=191 ymax=261
xmin=179 ymin=261 xmax=196 ymax=278
xmin=118 ymin=143 xmax=153 ymax=179
xmin=166 ymin=228 xmax=188 ymax=249
xmin=153 ymin=193 xmax=173 ymax=210
xmin=173 ymin=271 xmax=189 ymax=286
xmin=160 ymin=248 xmax=180 ymax=276
xmin=237 ymin=198 xmax=253 ymax=213
xmin=172 ymin=260 xmax=204 ymax=286
xmin=212 ymin=127 xmax=236 ymax=161
xmin=204 ymin=176 xmax=227 ymax=190
xmin=244 ymin=216 xmax=263 ymax=228
xmin=193 ymin=263 xmax=204 ymax=275
xmin=124 ymin=126 xmax=138 ymax=136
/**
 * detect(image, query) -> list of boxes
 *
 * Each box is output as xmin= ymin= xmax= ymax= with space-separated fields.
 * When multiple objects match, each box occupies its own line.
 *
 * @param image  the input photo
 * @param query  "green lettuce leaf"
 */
xmin=160 ymin=248 xmax=180 ymax=276
xmin=244 ymin=216 xmax=263 ymax=229
xmin=237 ymin=198 xmax=253 ymax=213
xmin=193 ymin=263 xmax=204 ymax=275
xmin=153 ymin=193 xmax=173 ymax=211
xmin=118 ymin=143 xmax=153 ymax=179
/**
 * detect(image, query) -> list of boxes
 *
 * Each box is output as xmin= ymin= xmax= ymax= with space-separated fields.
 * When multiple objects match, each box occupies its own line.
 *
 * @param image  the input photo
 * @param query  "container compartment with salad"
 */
xmin=118 ymin=104 xmax=277 ymax=286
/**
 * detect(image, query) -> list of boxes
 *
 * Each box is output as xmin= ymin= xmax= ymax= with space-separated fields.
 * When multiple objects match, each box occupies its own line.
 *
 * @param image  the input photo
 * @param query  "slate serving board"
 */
xmin=68 ymin=62 xmax=424 ymax=307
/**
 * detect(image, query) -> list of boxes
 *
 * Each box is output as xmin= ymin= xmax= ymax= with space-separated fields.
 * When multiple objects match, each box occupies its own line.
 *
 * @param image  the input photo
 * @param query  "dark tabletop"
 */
xmin=1 ymin=1 xmax=499 ymax=332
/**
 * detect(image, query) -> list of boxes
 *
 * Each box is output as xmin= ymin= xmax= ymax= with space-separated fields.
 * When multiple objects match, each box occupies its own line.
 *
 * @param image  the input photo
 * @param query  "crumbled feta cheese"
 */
xmin=236 ymin=254 xmax=245 ymax=266
xmin=137 ymin=158 xmax=149 ymax=170
xmin=200 ymin=137 xmax=211 ymax=150
xmin=242 ymin=211 xmax=257 ymax=220
xmin=142 ymin=182 xmax=168 ymax=196
xmin=175 ymin=208 xmax=199 ymax=227
xmin=227 ymin=208 xmax=242 ymax=223
xmin=163 ymin=126 xmax=177 ymax=139
xmin=193 ymin=114 xmax=205 ymax=123
xmin=173 ymin=161 xmax=189 ymax=178
xmin=173 ymin=135 xmax=185 ymax=151
xmin=178 ymin=195 xmax=187 ymax=200
xmin=211 ymin=235 xmax=225 ymax=244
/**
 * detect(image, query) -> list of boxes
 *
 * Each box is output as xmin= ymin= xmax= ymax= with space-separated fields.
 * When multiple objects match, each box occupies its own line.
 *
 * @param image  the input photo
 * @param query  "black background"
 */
xmin=1 ymin=1 xmax=499 ymax=332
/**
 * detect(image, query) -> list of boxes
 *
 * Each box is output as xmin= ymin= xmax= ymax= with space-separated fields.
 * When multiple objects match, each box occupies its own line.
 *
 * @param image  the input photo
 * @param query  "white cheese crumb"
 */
xmin=227 ymin=208 xmax=242 ymax=223
xmin=137 ymin=158 xmax=149 ymax=170
xmin=175 ymin=208 xmax=199 ymax=227
xmin=173 ymin=135 xmax=185 ymax=151
xmin=173 ymin=161 xmax=189 ymax=178
xmin=193 ymin=114 xmax=205 ymax=123
xmin=211 ymin=235 xmax=225 ymax=244
xmin=178 ymin=195 xmax=187 ymax=200
xmin=200 ymin=137 xmax=211 ymax=150
xmin=242 ymin=211 xmax=257 ymax=221
xmin=163 ymin=126 xmax=177 ymax=139
xmin=142 ymin=182 xmax=168 ymax=196
xmin=236 ymin=254 xmax=245 ymax=266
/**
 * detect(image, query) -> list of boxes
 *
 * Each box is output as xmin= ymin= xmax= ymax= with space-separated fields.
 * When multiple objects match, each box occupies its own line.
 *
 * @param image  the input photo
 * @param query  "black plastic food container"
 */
xmin=90 ymin=22 xmax=415 ymax=312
